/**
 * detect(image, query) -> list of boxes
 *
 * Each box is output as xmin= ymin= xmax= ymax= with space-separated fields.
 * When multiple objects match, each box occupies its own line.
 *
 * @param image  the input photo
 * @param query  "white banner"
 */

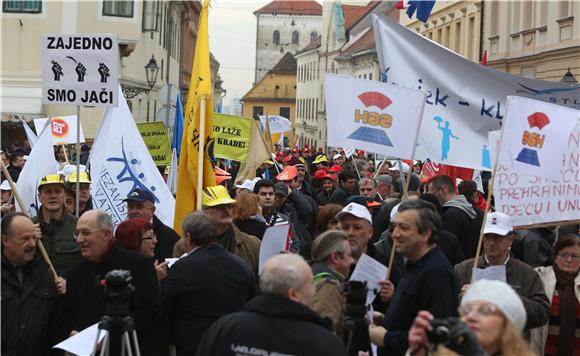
xmin=15 ymin=125 xmax=58 ymax=217
xmin=372 ymin=15 xmax=580 ymax=170
xmin=42 ymin=34 xmax=118 ymax=106
xmin=493 ymin=122 xmax=579 ymax=227
xmin=325 ymin=74 xmax=425 ymax=159
xmin=90 ymin=86 xmax=175 ymax=228
xmin=259 ymin=115 xmax=292 ymax=133
xmin=33 ymin=116 xmax=86 ymax=145
xmin=498 ymin=96 xmax=579 ymax=179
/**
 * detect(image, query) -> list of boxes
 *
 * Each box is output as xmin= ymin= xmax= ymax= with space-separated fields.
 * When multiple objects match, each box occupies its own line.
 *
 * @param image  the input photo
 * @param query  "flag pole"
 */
xmin=0 ymin=160 xmax=58 ymax=279
xmin=75 ymin=106 xmax=81 ymax=217
xmin=196 ymin=97 xmax=206 ymax=210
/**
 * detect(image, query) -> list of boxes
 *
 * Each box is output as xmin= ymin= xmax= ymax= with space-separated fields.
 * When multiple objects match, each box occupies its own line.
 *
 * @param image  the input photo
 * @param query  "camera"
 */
xmin=102 ymin=269 xmax=135 ymax=317
xmin=427 ymin=318 xmax=453 ymax=345
xmin=343 ymin=281 xmax=372 ymax=356
xmin=344 ymin=280 xmax=368 ymax=319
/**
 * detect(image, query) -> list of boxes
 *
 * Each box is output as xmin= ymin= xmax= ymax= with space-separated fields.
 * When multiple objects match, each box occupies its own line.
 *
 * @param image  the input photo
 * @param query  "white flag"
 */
xmin=472 ymin=169 xmax=484 ymax=193
xmin=497 ymin=96 xmax=579 ymax=179
xmin=343 ymin=147 xmax=356 ymax=159
xmin=15 ymin=125 xmax=58 ymax=217
xmin=259 ymin=115 xmax=292 ymax=133
xmin=19 ymin=117 xmax=38 ymax=148
xmin=325 ymin=73 xmax=425 ymax=159
xmin=167 ymin=148 xmax=178 ymax=194
xmin=90 ymin=86 xmax=175 ymax=228
xmin=34 ymin=116 xmax=86 ymax=145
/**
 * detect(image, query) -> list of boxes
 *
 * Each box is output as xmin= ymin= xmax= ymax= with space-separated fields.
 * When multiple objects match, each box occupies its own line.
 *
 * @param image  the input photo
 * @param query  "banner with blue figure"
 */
xmin=90 ymin=86 xmax=175 ymax=228
xmin=373 ymin=15 xmax=580 ymax=170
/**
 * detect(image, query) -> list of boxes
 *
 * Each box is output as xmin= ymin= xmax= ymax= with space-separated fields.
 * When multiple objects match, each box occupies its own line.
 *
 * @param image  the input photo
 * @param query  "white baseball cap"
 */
xmin=333 ymin=154 xmax=343 ymax=160
xmin=336 ymin=202 xmax=372 ymax=224
xmin=235 ymin=177 xmax=260 ymax=192
xmin=389 ymin=162 xmax=410 ymax=173
xmin=0 ymin=180 xmax=11 ymax=191
xmin=390 ymin=202 xmax=402 ymax=221
xmin=483 ymin=212 xmax=513 ymax=236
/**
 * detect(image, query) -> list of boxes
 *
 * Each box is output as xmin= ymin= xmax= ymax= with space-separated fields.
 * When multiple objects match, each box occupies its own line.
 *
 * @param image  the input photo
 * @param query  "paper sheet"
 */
xmin=165 ymin=258 xmax=179 ymax=268
xmin=53 ymin=323 xmax=107 ymax=355
xmin=350 ymin=253 xmax=388 ymax=305
xmin=472 ymin=265 xmax=507 ymax=283
xmin=258 ymin=224 xmax=290 ymax=273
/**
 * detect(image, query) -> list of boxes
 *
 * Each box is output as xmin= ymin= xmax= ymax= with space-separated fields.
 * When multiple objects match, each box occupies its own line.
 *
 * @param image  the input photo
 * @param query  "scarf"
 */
xmin=553 ymin=264 xmax=577 ymax=356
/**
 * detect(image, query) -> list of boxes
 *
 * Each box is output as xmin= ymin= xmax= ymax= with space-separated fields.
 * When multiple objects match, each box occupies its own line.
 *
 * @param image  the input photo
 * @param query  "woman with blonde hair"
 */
xmin=406 ymin=279 xmax=535 ymax=356
xmin=233 ymin=190 xmax=267 ymax=239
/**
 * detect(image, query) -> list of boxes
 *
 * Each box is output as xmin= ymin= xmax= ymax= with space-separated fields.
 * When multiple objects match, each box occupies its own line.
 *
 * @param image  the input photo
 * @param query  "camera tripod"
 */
xmin=91 ymin=315 xmax=141 ymax=356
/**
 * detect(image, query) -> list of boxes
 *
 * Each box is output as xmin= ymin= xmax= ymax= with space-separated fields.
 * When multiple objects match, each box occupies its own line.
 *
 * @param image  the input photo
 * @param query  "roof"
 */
xmin=336 ymin=28 xmax=375 ymax=60
xmin=296 ymin=35 xmax=321 ymax=55
xmin=268 ymin=52 xmax=297 ymax=74
xmin=254 ymin=0 xmax=322 ymax=16
xmin=343 ymin=1 xmax=380 ymax=30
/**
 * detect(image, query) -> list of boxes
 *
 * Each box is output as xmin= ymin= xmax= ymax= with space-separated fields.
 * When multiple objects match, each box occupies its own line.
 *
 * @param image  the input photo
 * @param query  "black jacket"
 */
xmin=153 ymin=215 xmax=180 ymax=261
xmin=329 ymin=186 xmax=353 ymax=206
xmin=196 ymin=295 xmax=347 ymax=356
xmin=63 ymin=245 xmax=161 ymax=356
xmin=440 ymin=197 xmax=484 ymax=259
xmin=162 ymin=244 xmax=256 ymax=356
xmin=299 ymin=180 xmax=317 ymax=199
xmin=234 ymin=218 xmax=267 ymax=240
xmin=2 ymin=254 xmax=61 ymax=356
xmin=316 ymin=189 xmax=333 ymax=206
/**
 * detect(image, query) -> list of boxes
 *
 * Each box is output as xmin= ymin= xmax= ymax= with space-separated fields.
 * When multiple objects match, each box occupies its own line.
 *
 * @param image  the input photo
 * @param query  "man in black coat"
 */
xmin=2 ymin=213 xmax=62 ymax=356
xmin=330 ymin=169 xmax=358 ymax=206
xmin=124 ymin=188 xmax=179 ymax=260
xmin=163 ymin=211 xmax=256 ymax=356
xmin=196 ymin=254 xmax=347 ymax=356
xmin=63 ymin=209 xmax=161 ymax=356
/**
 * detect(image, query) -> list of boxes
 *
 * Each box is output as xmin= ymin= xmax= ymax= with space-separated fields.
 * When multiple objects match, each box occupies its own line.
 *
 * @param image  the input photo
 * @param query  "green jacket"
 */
xmin=32 ymin=208 xmax=81 ymax=277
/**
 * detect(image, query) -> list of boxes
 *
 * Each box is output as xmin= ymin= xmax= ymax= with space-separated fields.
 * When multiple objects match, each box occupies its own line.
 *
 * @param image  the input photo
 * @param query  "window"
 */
xmin=252 ymin=106 xmax=264 ymax=120
xmin=3 ymin=0 xmax=42 ymax=13
xmin=292 ymin=31 xmax=299 ymax=45
xmin=523 ymin=1 xmax=533 ymax=29
xmin=369 ymin=73 xmax=373 ymax=80
xmin=273 ymin=30 xmax=280 ymax=45
xmin=103 ymin=0 xmax=134 ymax=18
xmin=560 ymin=1 xmax=570 ymax=17
xmin=280 ymin=107 xmax=290 ymax=119
xmin=490 ymin=1 xmax=498 ymax=36
xmin=142 ymin=0 xmax=159 ymax=31
xmin=310 ymin=31 xmax=318 ymax=42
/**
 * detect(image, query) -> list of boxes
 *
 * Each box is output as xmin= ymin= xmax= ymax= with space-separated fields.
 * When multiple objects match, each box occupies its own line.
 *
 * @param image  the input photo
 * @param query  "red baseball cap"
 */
xmin=276 ymin=166 xmax=298 ymax=181
xmin=326 ymin=165 xmax=344 ymax=174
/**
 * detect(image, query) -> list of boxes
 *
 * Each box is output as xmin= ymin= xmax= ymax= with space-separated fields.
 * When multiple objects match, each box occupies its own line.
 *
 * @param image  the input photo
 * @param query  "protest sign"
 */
xmin=498 ymin=96 xmax=578 ymax=179
xmin=493 ymin=121 xmax=580 ymax=227
xmin=373 ymin=15 xmax=580 ymax=170
xmin=325 ymin=74 xmax=425 ymax=158
xmin=34 ymin=116 xmax=86 ymax=145
xmin=42 ymin=34 xmax=118 ymax=106
xmin=136 ymin=122 xmax=172 ymax=166
xmin=213 ymin=113 xmax=252 ymax=161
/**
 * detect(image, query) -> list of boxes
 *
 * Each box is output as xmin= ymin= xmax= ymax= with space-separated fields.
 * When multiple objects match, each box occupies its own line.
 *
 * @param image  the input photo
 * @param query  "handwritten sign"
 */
xmin=213 ymin=113 xmax=252 ymax=161
xmin=493 ymin=122 xmax=579 ymax=227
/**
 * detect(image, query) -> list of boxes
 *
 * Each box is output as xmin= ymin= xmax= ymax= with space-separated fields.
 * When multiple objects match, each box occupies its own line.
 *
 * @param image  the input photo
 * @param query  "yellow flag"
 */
xmin=236 ymin=120 xmax=273 ymax=181
xmin=173 ymin=0 xmax=215 ymax=235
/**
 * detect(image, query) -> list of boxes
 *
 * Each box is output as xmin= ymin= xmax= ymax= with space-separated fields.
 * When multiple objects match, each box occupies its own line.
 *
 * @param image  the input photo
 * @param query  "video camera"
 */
xmin=102 ymin=269 xmax=135 ymax=318
xmin=343 ymin=281 xmax=373 ymax=356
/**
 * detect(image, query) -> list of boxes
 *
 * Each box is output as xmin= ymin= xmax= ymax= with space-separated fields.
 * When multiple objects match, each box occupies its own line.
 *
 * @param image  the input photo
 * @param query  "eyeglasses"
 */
xmin=557 ymin=252 xmax=580 ymax=261
xmin=458 ymin=304 xmax=500 ymax=317
xmin=142 ymin=234 xmax=157 ymax=242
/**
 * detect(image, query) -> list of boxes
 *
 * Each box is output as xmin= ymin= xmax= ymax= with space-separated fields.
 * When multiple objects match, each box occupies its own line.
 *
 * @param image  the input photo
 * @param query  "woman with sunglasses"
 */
xmin=114 ymin=218 xmax=168 ymax=282
xmin=407 ymin=279 xmax=534 ymax=356
xmin=531 ymin=234 xmax=580 ymax=356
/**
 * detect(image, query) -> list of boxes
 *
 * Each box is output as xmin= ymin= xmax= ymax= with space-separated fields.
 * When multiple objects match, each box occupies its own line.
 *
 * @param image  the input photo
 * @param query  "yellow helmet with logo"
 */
xmin=38 ymin=174 xmax=66 ymax=189
xmin=67 ymin=171 xmax=91 ymax=184
xmin=202 ymin=185 xmax=236 ymax=207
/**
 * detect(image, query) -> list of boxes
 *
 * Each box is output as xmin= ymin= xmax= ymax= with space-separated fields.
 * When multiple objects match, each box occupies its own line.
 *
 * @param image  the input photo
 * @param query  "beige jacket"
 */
xmin=529 ymin=265 xmax=580 ymax=356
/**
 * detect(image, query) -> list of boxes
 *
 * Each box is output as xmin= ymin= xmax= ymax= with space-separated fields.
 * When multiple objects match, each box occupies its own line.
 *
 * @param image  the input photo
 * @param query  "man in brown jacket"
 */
xmin=310 ymin=230 xmax=354 ymax=337
xmin=454 ymin=212 xmax=550 ymax=331
xmin=173 ymin=185 xmax=260 ymax=273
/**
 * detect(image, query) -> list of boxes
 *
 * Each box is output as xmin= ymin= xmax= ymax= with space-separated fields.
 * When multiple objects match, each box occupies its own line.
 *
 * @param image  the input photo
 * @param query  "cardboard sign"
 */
xmin=42 ymin=34 xmax=118 ymax=106
xmin=136 ymin=122 xmax=172 ymax=166
xmin=213 ymin=113 xmax=252 ymax=161
xmin=33 ymin=116 xmax=85 ymax=145
xmin=493 ymin=122 xmax=580 ymax=227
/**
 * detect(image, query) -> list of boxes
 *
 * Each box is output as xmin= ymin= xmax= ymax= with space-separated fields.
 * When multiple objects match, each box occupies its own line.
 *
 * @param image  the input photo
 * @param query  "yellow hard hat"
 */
xmin=38 ymin=174 xmax=65 ymax=189
xmin=312 ymin=155 xmax=328 ymax=164
xmin=202 ymin=185 xmax=236 ymax=207
xmin=67 ymin=171 xmax=91 ymax=184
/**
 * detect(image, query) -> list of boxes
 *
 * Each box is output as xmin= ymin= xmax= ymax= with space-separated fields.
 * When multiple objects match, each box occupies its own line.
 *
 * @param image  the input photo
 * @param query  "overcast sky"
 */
xmin=209 ymin=1 xmax=269 ymax=110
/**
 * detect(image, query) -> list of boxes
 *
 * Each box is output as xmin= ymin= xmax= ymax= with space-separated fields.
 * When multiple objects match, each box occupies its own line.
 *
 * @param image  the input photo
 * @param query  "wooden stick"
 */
xmin=61 ymin=144 xmax=69 ymax=164
xmin=196 ymin=97 xmax=206 ymax=211
xmin=0 ymin=160 xmax=58 ymax=280
xmin=386 ymin=238 xmax=397 ymax=281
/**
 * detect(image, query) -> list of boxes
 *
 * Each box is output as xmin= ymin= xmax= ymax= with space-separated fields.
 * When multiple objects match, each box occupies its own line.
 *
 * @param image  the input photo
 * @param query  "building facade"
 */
xmin=253 ymin=0 xmax=322 ymax=83
xmin=483 ymin=0 xmax=579 ymax=82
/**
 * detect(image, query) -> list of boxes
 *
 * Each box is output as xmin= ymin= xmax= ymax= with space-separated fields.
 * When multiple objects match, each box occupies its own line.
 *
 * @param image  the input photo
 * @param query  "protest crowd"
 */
xmin=1 ymin=142 xmax=579 ymax=356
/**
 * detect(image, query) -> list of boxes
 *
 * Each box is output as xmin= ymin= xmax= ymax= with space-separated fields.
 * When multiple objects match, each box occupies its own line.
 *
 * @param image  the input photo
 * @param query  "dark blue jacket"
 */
xmin=379 ymin=246 xmax=458 ymax=356
xmin=162 ymin=244 xmax=256 ymax=356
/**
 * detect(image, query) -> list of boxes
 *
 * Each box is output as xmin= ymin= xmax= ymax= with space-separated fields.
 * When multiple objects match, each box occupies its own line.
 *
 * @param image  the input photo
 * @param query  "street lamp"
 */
xmin=145 ymin=55 xmax=160 ymax=89
xmin=560 ymin=68 xmax=577 ymax=83
xmin=121 ymin=55 xmax=160 ymax=99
